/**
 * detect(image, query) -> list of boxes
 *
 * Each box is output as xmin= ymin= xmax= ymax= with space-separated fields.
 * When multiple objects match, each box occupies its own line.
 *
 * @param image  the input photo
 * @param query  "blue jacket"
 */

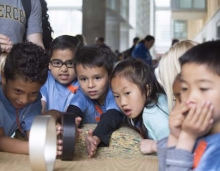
xmin=132 ymin=42 xmax=152 ymax=66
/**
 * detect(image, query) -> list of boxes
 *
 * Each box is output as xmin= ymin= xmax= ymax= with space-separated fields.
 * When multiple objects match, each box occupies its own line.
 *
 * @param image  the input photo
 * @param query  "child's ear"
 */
xmin=1 ymin=71 xmax=6 ymax=84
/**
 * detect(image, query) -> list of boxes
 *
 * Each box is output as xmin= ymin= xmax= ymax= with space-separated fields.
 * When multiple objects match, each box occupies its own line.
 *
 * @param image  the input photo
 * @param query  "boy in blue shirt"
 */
xmin=40 ymin=35 xmax=81 ymax=113
xmin=0 ymin=42 xmax=49 ymax=154
xmin=66 ymin=44 xmax=124 ymax=157
xmin=157 ymin=41 xmax=220 ymax=170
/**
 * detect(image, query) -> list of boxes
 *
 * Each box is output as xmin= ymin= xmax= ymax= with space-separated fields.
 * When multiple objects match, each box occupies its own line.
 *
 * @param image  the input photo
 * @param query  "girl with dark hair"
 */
xmin=110 ymin=58 xmax=169 ymax=154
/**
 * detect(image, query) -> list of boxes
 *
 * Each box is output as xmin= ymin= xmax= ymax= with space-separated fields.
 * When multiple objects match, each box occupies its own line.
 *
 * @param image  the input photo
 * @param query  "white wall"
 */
xmin=194 ymin=9 xmax=220 ymax=43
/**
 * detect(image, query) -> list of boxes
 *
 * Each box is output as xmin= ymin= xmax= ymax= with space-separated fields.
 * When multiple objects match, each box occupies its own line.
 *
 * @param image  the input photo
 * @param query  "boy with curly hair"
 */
xmin=0 ymin=42 xmax=49 ymax=154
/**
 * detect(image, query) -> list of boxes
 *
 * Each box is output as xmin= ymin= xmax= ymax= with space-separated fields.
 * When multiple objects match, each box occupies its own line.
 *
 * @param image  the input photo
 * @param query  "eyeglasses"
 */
xmin=50 ymin=59 xmax=74 ymax=68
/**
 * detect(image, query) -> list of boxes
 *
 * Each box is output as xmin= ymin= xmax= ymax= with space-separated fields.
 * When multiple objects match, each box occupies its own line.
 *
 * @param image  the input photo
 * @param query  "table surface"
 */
xmin=0 ymin=152 xmax=158 ymax=171
xmin=0 ymin=124 xmax=158 ymax=171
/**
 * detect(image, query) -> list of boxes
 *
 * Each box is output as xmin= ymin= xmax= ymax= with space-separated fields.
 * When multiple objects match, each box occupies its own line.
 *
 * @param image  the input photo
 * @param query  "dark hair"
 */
xmin=144 ymin=35 xmax=155 ymax=42
xmin=110 ymin=58 xmax=165 ymax=138
xmin=74 ymin=44 xmax=115 ymax=76
xmin=133 ymin=37 xmax=140 ymax=44
xmin=171 ymin=38 xmax=179 ymax=46
xmin=95 ymin=37 xmax=105 ymax=43
xmin=75 ymin=34 xmax=87 ymax=46
xmin=179 ymin=40 xmax=220 ymax=76
xmin=40 ymin=0 xmax=54 ymax=50
xmin=48 ymin=35 xmax=81 ymax=59
xmin=4 ymin=42 xmax=49 ymax=85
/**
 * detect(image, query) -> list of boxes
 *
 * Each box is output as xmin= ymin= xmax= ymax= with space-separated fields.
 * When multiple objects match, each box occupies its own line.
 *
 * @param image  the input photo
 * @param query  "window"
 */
xmin=173 ymin=20 xmax=187 ymax=39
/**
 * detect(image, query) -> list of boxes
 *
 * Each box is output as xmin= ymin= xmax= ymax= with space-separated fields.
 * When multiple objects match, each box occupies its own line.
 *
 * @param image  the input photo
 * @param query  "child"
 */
xmin=0 ymin=42 xmax=49 ymax=154
xmin=155 ymin=40 xmax=198 ymax=111
xmin=40 ymin=35 xmax=81 ymax=113
xmin=158 ymin=41 xmax=220 ymax=170
xmin=66 ymin=44 xmax=124 ymax=157
xmin=110 ymin=58 xmax=169 ymax=154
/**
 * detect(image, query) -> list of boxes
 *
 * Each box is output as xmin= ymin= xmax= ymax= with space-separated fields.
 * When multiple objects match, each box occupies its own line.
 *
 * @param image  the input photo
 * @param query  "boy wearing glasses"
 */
xmin=40 ymin=35 xmax=81 ymax=113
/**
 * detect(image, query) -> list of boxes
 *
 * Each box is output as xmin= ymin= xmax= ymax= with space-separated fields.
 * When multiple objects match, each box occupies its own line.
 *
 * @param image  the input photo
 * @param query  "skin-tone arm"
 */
xmin=27 ymin=33 xmax=44 ymax=49
xmin=41 ymin=100 xmax=47 ymax=114
xmin=0 ymin=34 xmax=13 ymax=53
xmin=85 ymin=129 xmax=101 ymax=158
xmin=140 ymin=139 xmax=157 ymax=154
xmin=176 ymin=101 xmax=213 ymax=152
xmin=0 ymin=128 xmax=29 ymax=154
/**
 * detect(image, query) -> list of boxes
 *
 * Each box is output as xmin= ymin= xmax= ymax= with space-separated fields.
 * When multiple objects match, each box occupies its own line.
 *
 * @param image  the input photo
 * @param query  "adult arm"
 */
xmin=26 ymin=0 xmax=44 ymax=48
xmin=27 ymin=33 xmax=44 ymax=48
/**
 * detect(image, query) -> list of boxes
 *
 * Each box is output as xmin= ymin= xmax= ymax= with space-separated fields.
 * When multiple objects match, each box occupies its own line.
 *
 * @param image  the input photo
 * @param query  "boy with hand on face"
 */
xmin=157 ymin=41 xmax=220 ymax=171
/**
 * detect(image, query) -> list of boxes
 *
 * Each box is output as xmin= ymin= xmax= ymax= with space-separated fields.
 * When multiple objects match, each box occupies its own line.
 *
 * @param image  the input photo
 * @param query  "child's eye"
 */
xmin=95 ymin=77 xmax=101 ymax=80
xmin=80 ymin=78 xmax=87 ymax=81
xmin=125 ymin=92 xmax=130 ymax=96
xmin=31 ymin=92 xmax=38 ymax=96
xmin=181 ymin=87 xmax=188 ymax=92
xmin=200 ymin=88 xmax=208 ymax=91
xmin=114 ymin=95 xmax=119 ymax=99
xmin=14 ymin=89 xmax=22 ymax=94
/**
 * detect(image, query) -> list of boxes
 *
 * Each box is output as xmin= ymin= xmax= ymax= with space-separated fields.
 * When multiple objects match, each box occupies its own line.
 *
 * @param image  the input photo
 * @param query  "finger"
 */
xmin=185 ymin=104 xmax=196 ymax=122
xmin=197 ymin=101 xmax=211 ymax=125
xmin=75 ymin=117 xmax=82 ymax=124
xmin=203 ymin=104 xmax=214 ymax=128
xmin=88 ymin=129 xmax=93 ymax=136
xmin=0 ymin=34 xmax=10 ymax=40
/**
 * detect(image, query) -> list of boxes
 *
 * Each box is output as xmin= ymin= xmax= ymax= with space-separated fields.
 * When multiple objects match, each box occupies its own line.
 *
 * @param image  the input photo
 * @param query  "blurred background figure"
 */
xmin=76 ymin=34 xmax=87 ymax=46
xmin=122 ymin=37 xmax=140 ymax=60
xmin=171 ymin=38 xmax=179 ymax=46
xmin=132 ymin=35 xmax=155 ymax=67
xmin=95 ymin=36 xmax=105 ymax=45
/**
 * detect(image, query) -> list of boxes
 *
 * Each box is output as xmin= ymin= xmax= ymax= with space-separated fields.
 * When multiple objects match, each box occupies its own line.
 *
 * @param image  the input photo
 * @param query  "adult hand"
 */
xmin=0 ymin=34 xmax=13 ymax=53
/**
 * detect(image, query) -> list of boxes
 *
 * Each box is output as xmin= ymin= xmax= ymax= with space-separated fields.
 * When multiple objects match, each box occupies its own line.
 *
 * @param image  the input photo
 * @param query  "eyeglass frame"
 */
xmin=50 ymin=59 xmax=74 ymax=68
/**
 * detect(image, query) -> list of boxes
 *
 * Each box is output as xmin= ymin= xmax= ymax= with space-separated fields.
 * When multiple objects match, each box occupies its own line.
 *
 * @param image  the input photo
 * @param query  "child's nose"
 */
xmin=120 ymin=96 xmax=127 ymax=106
xmin=60 ymin=64 xmax=68 ymax=71
xmin=186 ymin=91 xmax=197 ymax=104
xmin=20 ymin=95 xmax=29 ymax=105
xmin=88 ymin=79 xmax=95 ymax=88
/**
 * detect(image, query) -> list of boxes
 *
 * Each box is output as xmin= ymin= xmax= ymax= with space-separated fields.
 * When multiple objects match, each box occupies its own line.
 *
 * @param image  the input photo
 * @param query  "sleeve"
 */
xmin=66 ymin=105 xmax=83 ymax=128
xmin=166 ymin=148 xmax=194 ymax=171
xmin=68 ymin=89 xmax=87 ymax=113
xmin=22 ymin=94 xmax=42 ymax=131
xmin=132 ymin=45 xmax=145 ymax=61
xmin=93 ymin=109 xmax=124 ymax=146
xmin=157 ymin=137 xmax=169 ymax=171
xmin=26 ymin=0 xmax=43 ymax=36
xmin=143 ymin=108 xmax=169 ymax=140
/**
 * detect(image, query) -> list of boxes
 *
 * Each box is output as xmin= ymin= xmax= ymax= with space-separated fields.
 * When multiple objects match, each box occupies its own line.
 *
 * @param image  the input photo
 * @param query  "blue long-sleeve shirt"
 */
xmin=132 ymin=42 xmax=152 ymax=66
